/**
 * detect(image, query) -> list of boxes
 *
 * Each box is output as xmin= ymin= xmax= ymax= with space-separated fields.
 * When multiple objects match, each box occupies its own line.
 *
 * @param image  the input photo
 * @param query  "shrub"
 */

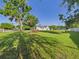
xmin=0 ymin=23 xmax=14 ymax=30
xmin=23 ymin=26 xmax=31 ymax=30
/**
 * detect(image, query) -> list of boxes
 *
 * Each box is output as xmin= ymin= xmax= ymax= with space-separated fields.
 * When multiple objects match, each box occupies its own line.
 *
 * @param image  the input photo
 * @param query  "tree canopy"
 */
xmin=62 ymin=0 xmax=79 ymax=11
xmin=59 ymin=0 xmax=79 ymax=28
xmin=0 ymin=0 xmax=32 ymax=31
xmin=23 ymin=14 xmax=39 ymax=27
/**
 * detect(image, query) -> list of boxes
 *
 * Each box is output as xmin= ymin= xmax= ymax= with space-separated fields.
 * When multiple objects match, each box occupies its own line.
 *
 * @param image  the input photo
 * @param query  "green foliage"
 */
xmin=23 ymin=14 xmax=38 ymax=27
xmin=23 ymin=25 xmax=31 ymax=30
xmin=60 ymin=0 xmax=79 ymax=28
xmin=49 ymin=25 xmax=57 ymax=30
xmin=71 ymin=23 xmax=79 ymax=28
xmin=0 ymin=23 xmax=14 ymax=29
xmin=16 ymin=25 xmax=31 ymax=30
xmin=0 ymin=0 xmax=32 ymax=30
xmin=49 ymin=25 xmax=65 ymax=30
xmin=62 ymin=0 xmax=79 ymax=11
xmin=59 ymin=12 xmax=79 ymax=29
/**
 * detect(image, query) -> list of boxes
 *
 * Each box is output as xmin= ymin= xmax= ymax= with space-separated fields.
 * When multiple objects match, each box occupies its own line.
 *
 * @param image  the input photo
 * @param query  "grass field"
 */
xmin=35 ymin=31 xmax=79 ymax=48
xmin=32 ymin=31 xmax=79 ymax=59
xmin=0 ymin=31 xmax=79 ymax=59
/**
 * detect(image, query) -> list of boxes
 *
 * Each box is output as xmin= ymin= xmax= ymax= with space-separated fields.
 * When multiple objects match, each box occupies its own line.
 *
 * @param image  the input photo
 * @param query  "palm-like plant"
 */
xmin=23 ymin=14 xmax=38 ymax=27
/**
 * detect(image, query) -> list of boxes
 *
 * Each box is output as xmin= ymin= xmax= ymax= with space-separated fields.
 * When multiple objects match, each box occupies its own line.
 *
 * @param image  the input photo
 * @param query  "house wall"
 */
xmin=0 ymin=29 xmax=13 ymax=32
xmin=36 ymin=27 xmax=50 ymax=31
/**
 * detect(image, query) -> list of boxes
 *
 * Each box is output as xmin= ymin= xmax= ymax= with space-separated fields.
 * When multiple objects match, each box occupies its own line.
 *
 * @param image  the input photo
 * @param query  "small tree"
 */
xmin=23 ymin=14 xmax=38 ymax=28
xmin=49 ymin=25 xmax=58 ymax=30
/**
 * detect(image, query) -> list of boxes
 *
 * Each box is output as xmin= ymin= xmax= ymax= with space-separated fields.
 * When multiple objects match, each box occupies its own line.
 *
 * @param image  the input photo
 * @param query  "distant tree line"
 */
xmin=0 ymin=17 xmax=38 ymax=30
xmin=49 ymin=25 xmax=65 ymax=30
xmin=0 ymin=23 xmax=14 ymax=30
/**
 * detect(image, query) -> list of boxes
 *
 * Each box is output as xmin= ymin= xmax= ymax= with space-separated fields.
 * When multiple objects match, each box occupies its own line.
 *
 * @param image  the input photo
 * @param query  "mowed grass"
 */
xmin=34 ymin=31 xmax=79 ymax=59
xmin=35 ymin=31 xmax=79 ymax=48
xmin=0 ymin=31 xmax=79 ymax=59
xmin=0 ymin=32 xmax=14 ymax=38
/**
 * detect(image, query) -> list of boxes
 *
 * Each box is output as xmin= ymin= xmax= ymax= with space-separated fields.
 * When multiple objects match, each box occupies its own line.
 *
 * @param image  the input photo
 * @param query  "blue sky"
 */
xmin=0 ymin=0 xmax=67 ymax=25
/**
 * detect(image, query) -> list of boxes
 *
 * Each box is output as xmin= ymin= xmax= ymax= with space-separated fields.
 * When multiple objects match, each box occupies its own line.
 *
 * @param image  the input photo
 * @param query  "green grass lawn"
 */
xmin=35 ymin=32 xmax=79 ymax=48
xmin=0 ymin=31 xmax=79 ymax=59
xmin=33 ymin=31 xmax=79 ymax=59
xmin=0 ymin=32 xmax=14 ymax=38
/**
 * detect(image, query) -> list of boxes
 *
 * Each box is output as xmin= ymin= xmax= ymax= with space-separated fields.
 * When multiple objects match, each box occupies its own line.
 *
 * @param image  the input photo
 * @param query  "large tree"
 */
xmin=59 ymin=14 xmax=74 ymax=29
xmin=59 ymin=12 xmax=79 ymax=28
xmin=0 ymin=0 xmax=32 ymax=31
xmin=59 ymin=0 xmax=79 ymax=28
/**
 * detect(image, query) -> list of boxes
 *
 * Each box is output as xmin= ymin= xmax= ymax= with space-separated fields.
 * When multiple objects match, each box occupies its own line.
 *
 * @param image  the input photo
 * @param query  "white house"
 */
xmin=68 ymin=28 xmax=79 ymax=32
xmin=0 ymin=29 xmax=5 ymax=32
xmin=36 ymin=25 xmax=50 ymax=31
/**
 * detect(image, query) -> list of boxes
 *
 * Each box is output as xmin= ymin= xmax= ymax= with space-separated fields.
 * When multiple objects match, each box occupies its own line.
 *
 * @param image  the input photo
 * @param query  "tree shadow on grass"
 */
xmin=69 ymin=32 xmax=79 ymax=48
xmin=0 ymin=32 xmax=79 ymax=59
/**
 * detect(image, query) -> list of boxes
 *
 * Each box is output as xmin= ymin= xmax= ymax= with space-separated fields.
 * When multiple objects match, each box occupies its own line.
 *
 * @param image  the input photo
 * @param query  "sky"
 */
xmin=0 ymin=0 xmax=68 ymax=26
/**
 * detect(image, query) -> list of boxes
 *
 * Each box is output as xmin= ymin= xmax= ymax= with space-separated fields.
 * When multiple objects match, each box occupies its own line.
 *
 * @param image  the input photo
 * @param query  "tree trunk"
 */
xmin=19 ymin=19 xmax=23 ymax=31
xmin=18 ymin=49 xmax=23 ymax=59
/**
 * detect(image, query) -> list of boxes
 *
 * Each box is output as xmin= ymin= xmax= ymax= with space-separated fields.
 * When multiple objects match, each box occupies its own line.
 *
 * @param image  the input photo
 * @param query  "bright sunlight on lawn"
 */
xmin=0 ymin=31 xmax=79 ymax=59
xmin=33 ymin=31 xmax=79 ymax=59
